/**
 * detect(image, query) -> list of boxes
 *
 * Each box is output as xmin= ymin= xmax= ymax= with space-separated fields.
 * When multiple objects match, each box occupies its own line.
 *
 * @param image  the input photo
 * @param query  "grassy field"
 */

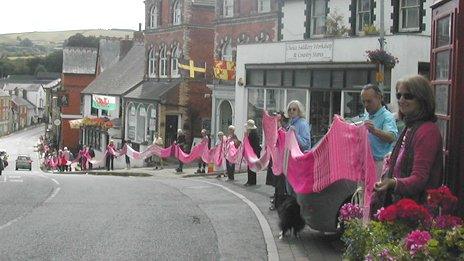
xmin=0 ymin=29 xmax=135 ymax=45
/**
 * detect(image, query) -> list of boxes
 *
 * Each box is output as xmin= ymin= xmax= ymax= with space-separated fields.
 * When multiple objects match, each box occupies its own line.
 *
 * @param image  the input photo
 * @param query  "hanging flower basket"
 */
xmin=79 ymin=117 xmax=113 ymax=130
xmin=366 ymin=49 xmax=399 ymax=69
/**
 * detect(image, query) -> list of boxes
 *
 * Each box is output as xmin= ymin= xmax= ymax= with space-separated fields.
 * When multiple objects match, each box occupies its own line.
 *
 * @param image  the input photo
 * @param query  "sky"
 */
xmin=0 ymin=0 xmax=145 ymax=34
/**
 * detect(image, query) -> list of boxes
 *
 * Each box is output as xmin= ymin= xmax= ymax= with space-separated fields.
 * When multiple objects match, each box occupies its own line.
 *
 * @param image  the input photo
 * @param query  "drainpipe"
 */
xmin=379 ymin=0 xmax=386 ymax=92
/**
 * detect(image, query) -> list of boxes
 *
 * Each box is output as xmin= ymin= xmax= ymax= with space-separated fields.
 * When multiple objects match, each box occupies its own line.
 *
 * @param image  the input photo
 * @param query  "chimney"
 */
xmin=22 ymin=89 xmax=27 ymax=99
xmin=133 ymin=22 xmax=144 ymax=42
xmin=119 ymin=39 xmax=134 ymax=60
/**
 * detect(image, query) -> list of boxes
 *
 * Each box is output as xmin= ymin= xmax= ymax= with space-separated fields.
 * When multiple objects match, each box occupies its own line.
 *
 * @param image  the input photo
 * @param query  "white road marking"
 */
xmin=0 ymin=212 xmax=28 ymax=230
xmin=50 ymin=178 xmax=60 ymax=185
xmin=196 ymin=180 xmax=279 ymax=261
xmin=44 ymin=187 xmax=61 ymax=204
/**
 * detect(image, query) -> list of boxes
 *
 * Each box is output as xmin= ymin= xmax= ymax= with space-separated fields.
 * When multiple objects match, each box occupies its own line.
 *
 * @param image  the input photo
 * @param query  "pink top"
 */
xmin=393 ymin=122 xmax=443 ymax=199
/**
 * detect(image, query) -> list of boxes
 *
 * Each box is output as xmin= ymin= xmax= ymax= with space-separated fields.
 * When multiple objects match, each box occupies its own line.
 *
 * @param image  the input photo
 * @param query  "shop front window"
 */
xmin=343 ymin=91 xmax=364 ymax=120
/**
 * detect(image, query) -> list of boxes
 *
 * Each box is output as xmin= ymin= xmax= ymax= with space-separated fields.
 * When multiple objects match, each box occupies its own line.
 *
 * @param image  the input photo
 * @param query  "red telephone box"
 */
xmin=430 ymin=0 xmax=464 ymax=215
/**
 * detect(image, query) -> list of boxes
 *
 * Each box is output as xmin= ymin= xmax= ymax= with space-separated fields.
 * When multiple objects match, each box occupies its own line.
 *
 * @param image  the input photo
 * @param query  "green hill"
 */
xmin=0 ymin=29 xmax=135 ymax=45
xmin=0 ymin=29 xmax=135 ymax=58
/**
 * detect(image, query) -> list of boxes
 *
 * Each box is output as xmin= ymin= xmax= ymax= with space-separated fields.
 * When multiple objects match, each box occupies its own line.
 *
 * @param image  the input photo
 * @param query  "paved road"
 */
xmin=0 ymin=125 xmax=343 ymax=260
xmin=0 ymin=126 xmax=271 ymax=260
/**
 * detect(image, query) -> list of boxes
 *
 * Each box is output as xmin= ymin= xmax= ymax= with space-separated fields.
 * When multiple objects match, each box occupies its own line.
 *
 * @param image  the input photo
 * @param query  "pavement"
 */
xmin=48 ymin=164 xmax=344 ymax=260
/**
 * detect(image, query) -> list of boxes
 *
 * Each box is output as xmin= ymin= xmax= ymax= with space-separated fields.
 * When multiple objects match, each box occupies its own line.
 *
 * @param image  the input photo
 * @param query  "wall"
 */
xmin=234 ymin=34 xmax=430 ymax=137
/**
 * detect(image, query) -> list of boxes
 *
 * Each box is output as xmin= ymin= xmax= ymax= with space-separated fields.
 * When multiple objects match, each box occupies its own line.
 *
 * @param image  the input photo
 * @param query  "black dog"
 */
xmin=277 ymin=195 xmax=305 ymax=239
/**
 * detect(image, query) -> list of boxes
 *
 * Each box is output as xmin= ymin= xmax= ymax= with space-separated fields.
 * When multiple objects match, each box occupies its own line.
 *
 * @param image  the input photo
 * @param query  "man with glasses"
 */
xmin=361 ymin=84 xmax=398 ymax=180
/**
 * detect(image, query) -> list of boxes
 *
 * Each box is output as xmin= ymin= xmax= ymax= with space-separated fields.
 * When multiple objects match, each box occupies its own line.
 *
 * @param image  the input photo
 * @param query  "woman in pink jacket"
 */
xmin=373 ymin=75 xmax=443 ymax=207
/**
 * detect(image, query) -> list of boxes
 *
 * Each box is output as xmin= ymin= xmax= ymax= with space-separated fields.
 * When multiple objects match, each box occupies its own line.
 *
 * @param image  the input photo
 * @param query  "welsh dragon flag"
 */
xmin=92 ymin=94 xmax=116 ymax=111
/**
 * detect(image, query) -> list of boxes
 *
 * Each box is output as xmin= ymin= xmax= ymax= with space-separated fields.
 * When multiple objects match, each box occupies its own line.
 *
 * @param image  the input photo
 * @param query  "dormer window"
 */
xmin=148 ymin=48 xmax=156 ymax=78
xmin=357 ymin=0 xmax=372 ymax=33
xmin=399 ymin=0 xmax=420 ymax=31
xmin=159 ymin=47 xmax=168 ymax=78
xmin=149 ymin=5 xmax=158 ymax=29
xmin=173 ymin=0 xmax=182 ymax=25
xmin=224 ymin=0 xmax=234 ymax=18
xmin=257 ymin=0 xmax=270 ymax=13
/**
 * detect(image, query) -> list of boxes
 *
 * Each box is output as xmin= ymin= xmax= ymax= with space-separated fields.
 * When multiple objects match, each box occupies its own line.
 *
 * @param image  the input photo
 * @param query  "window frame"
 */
xmin=148 ymin=48 xmax=156 ymax=78
xmin=221 ymin=41 xmax=233 ymax=62
xmin=399 ymin=0 xmax=421 ymax=32
xmin=223 ymin=0 xmax=234 ymax=18
xmin=310 ymin=0 xmax=328 ymax=37
xmin=356 ymin=0 xmax=372 ymax=33
xmin=257 ymin=0 xmax=271 ymax=13
xmin=149 ymin=5 xmax=158 ymax=29
xmin=171 ymin=46 xmax=180 ymax=78
xmin=172 ymin=0 xmax=182 ymax=25
xmin=159 ymin=47 xmax=168 ymax=78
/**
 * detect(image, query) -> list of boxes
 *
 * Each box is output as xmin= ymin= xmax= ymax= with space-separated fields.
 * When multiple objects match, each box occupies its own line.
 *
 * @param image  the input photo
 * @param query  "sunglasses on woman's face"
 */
xmin=288 ymin=107 xmax=298 ymax=112
xmin=396 ymin=92 xmax=415 ymax=100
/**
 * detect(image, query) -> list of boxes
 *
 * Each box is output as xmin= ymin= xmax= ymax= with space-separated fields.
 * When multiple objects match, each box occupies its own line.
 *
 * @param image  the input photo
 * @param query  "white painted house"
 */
xmin=230 ymin=0 xmax=433 ymax=141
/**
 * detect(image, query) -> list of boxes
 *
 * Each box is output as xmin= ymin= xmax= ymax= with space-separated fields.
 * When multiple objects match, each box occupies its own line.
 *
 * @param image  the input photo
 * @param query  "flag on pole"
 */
xmin=214 ymin=60 xmax=236 ymax=81
xmin=178 ymin=60 xmax=206 ymax=78
xmin=92 ymin=94 xmax=117 ymax=111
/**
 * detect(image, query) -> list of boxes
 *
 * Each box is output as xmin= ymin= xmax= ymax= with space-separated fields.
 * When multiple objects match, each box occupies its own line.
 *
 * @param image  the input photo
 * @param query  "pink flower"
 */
xmin=435 ymin=215 xmax=463 ymax=229
xmin=405 ymin=230 xmax=431 ymax=256
xmin=339 ymin=203 xmax=363 ymax=222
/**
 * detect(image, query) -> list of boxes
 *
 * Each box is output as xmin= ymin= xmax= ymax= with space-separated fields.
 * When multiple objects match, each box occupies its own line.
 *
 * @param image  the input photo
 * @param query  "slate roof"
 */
xmin=82 ymin=43 xmax=144 ymax=96
xmin=2 ymin=83 xmax=42 ymax=92
xmin=124 ymin=80 xmax=181 ymax=100
xmin=0 ymin=89 xmax=9 ymax=97
xmin=62 ymin=47 xmax=98 ymax=75
xmin=0 ymin=75 xmax=60 ymax=86
xmin=11 ymin=95 xmax=35 ymax=109
xmin=99 ymin=39 xmax=121 ymax=72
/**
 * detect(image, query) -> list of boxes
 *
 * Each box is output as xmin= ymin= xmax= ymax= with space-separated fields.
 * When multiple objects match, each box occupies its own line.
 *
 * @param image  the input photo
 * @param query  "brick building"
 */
xmin=142 ymin=0 xmax=215 ymax=147
xmin=61 ymin=47 xmax=98 ymax=152
xmin=210 ymin=0 xmax=280 ymax=140
xmin=0 ymin=90 xmax=11 ymax=136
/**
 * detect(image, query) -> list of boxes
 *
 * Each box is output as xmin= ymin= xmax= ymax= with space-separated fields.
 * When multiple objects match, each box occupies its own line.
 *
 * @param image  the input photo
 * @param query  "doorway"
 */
xmin=165 ymin=115 xmax=179 ymax=146
xmin=218 ymin=101 xmax=233 ymax=133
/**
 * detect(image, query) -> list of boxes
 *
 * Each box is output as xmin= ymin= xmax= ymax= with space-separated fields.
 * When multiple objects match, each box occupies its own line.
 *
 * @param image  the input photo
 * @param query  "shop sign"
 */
xmin=285 ymin=40 xmax=333 ymax=63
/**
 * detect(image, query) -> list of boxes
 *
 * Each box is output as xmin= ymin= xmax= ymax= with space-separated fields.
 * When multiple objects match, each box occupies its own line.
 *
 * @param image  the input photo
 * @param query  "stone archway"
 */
xmin=218 ymin=100 xmax=233 ymax=133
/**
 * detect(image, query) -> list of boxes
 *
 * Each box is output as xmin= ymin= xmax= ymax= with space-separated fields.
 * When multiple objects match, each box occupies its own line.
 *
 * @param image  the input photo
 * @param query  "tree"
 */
xmin=65 ymin=33 xmax=99 ymax=48
xmin=44 ymin=50 xmax=63 ymax=73
xmin=34 ymin=64 xmax=47 ymax=75
xmin=19 ymin=38 xmax=34 ymax=47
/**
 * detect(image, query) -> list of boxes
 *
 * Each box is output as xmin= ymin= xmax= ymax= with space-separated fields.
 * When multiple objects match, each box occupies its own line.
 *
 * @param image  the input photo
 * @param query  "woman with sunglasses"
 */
xmin=373 ymin=75 xmax=443 ymax=208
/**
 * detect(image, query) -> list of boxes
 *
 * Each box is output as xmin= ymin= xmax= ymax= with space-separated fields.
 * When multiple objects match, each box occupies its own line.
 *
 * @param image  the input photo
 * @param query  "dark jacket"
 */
xmin=248 ymin=129 xmax=261 ymax=156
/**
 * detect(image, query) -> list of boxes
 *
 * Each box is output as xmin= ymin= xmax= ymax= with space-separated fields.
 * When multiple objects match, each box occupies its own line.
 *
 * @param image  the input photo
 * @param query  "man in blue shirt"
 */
xmin=361 ymin=84 xmax=398 ymax=180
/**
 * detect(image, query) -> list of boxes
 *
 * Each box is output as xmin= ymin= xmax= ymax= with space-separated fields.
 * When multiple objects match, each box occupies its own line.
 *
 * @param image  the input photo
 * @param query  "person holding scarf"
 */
xmin=196 ymin=129 xmax=210 ymax=174
xmin=225 ymin=125 xmax=240 ymax=181
xmin=105 ymin=140 xmax=116 ymax=171
xmin=215 ymin=132 xmax=226 ymax=178
xmin=361 ymin=84 xmax=398 ymax=180
xmin=373 ymin=75 xmax=443 ymax=210
xmin=286 ymin=100 xmax=311 ymax=195
xmin=175 ymin=129 xmax=186 ymax=173
xmin=244 ymin=120 xmax=261 ymax=186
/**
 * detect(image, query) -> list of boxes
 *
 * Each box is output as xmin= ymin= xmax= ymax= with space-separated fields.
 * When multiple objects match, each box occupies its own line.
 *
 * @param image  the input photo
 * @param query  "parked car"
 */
xmin=16 ymin=155 xmax=32 ymax=171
